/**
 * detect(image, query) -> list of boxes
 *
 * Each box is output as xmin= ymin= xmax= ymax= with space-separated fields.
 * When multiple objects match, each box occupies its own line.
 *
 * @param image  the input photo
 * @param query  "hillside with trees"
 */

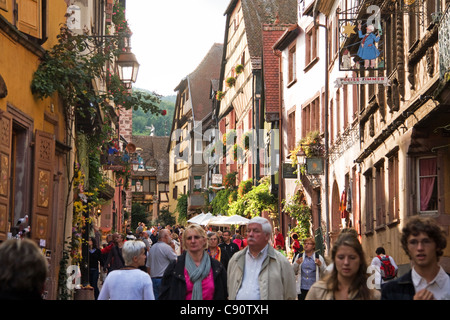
xmin=132 ymin=88 xmax=175 ymax=136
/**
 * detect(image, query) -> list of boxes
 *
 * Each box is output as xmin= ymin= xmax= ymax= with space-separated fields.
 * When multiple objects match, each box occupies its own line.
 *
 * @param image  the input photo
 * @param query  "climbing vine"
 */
xmin=282 ymin=192 xmax=312 ymax=240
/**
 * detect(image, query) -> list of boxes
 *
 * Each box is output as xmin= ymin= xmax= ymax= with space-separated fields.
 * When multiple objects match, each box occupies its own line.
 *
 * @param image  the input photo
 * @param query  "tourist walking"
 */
xmin=207 ymin=232 xmax=230 ymax=270
xmin=293 ymin=237 xmax=327 ymax=300
xmin=104 ymin=233 xmax=125 ymax=273
xmin=227 ymin=217 xmax=297 ymax=300
xmin=382 ymin=216 xmax=450 ymax=300
xmin=88 ymin=237 xmax=103 ymax=299
xmin=219 ymin=230 xmax=240 ymax=258
xmin=306 ymin=233 xmax=380 ymax=300
xmin=273 ymin=227 xmax=285 ymax=250
xmin=370 ymin=246 xmax=398 ymax=289
xmin=98 ymin=240 xmax=154 ymax=300
xmin=146 ymin=228 xmax=178 ymax=299
xmin=159 ymin=224 xmax=228 ymax=300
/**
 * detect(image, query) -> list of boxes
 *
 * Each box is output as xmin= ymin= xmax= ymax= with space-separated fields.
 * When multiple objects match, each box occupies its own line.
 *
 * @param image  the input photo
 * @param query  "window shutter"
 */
xmin=0 ymin=113 xmax=12 ymax=241
xmin=17 ymin=0 xmax=42 ymax=39
xmin=31 ymin=130 xmax=54 ymax=243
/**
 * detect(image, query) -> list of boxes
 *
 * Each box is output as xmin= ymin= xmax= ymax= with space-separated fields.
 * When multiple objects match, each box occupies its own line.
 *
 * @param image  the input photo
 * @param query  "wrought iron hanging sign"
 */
xmin=335 ymin=4 xmax=390 ymax=87
xmin=338 ymin=4 xmax=386 ymax=70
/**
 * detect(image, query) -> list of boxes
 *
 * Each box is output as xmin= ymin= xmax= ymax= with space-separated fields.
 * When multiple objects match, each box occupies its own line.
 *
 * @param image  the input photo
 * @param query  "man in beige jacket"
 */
xmin=227 ymin=217 xmax=297 ymax=300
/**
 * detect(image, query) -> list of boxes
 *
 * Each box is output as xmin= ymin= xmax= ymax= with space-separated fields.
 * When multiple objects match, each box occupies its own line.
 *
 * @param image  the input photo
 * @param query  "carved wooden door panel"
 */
xmin=31 ymin=130 xmax=54 ymax=244
xmin=0 ymin=113 xmax=12 ymax=241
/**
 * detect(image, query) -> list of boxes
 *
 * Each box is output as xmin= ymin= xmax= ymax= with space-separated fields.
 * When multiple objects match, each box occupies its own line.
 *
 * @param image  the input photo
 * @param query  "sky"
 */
xmin=126 ymin=0 xmax=231 ymax=97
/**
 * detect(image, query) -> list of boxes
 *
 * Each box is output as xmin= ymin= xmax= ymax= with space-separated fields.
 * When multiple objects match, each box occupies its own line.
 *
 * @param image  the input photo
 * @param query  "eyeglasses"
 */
xmin=407 ymin=238 xmax=434 ymax=247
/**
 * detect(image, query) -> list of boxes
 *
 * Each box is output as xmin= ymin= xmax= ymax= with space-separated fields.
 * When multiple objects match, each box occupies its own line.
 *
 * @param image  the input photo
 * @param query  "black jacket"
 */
xmin=159 ymin=251 xmax=228 ymax=300
xmin=381 ymin=269 xmax=450 ymax=300
xmin=219 ymin=242 xmax=240 ymax=258
xmin=381 ymin=270 xmax=416 ymax=300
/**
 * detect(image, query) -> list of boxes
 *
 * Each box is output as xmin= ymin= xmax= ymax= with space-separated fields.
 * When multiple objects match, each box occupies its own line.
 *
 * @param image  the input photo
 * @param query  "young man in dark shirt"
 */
xmin=219 ymin=230 xmax=240 ymax=258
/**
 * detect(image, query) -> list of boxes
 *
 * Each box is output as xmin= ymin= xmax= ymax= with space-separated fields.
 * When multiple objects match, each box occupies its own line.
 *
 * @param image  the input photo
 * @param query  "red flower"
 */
xmin=161 ymin=110 xmax=167 ymax=116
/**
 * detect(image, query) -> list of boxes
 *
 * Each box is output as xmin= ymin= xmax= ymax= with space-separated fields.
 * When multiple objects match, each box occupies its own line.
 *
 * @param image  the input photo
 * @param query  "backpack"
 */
xmin=378 ymin=255 xmax=396 ymax=281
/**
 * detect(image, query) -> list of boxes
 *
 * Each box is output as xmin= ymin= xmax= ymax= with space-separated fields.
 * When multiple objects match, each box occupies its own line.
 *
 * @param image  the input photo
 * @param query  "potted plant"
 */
xmin=235 ymin=64 xmax=244 ymax=75
xmin=226 ymin=76 xmax=236 ymax=88
xmin=242 ymin=131 xmax=252 ymax=150
xmin=216 ymin=90 xmax=225 ymax=101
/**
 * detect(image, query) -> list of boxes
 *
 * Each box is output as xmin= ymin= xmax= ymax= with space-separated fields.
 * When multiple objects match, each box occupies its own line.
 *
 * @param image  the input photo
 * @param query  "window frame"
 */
xmin=305 ymin=24 xmax=318 ymax=70
xmin=288 ymin=43 xmax=297 ymax=86
xmin=416 ymin=156 xmax=438 ymax=214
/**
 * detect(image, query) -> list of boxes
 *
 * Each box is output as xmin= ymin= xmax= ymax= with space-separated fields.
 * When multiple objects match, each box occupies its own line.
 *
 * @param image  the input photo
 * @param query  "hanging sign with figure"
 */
xmin=338 ymin=5 xmax=386 ymax=73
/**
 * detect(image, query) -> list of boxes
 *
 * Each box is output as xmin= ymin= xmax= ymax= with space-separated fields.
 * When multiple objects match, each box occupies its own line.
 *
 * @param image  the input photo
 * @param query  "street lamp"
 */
xmin=90 ymin=33 xmax=140 ymax=85
xmin=117 ymin=49 xmax=139 ymax=85
xmin=132 ymin=160 xmax=139 ymax=171
xmin=116 ymin=34 xmax=139 ymax=86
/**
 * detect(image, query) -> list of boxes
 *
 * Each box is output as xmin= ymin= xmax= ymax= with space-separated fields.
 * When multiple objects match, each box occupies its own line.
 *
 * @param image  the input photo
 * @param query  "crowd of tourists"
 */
xmin=0 ymin=215 xmax=448 ymax=300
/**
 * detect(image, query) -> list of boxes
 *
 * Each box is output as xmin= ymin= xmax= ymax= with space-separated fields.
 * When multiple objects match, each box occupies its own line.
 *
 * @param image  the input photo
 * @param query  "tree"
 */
xmin=154 ymin=206 xmax=176 ymax=226
xmin=132 ymin=93 xmax=175 ymax=136
xmin=131 ymin=203 xmax=149 ymax=231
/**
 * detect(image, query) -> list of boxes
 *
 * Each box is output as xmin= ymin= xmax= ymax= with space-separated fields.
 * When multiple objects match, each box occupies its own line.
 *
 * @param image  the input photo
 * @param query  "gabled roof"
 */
xmin=169 ymin=44 xmax=223 ymax=152
xmin=225 ymin=0 xmax=298 ymax=68
xmin=131 ymin=135 xmax=170 ymax=182
xmin=187 ymin=43 xmax=224 ymax=122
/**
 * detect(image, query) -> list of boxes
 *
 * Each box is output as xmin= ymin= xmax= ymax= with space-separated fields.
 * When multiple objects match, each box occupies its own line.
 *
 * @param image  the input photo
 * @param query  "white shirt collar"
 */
xmin=412 ymin=266 xmax=447 ymax=289
xmin=246 ymin=244 xmax=269 ymax=259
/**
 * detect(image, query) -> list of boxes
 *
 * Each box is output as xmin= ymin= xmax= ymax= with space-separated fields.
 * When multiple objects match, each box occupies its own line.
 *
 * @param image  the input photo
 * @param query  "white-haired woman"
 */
xmin=98 ymin=240 xmax=155 ymax=300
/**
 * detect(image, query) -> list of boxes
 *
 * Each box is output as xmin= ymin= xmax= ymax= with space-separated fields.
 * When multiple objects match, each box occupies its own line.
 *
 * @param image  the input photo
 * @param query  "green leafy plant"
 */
xmin=233 ymin=144 xmax=243 ymax=161
xmin=210 ymin=188 xmax=233 ymax=215
xmin=226 ymin=76 xmax=236 ymax=88
xmin=224 ymin=172 xmax=237 ymax=189
xmin=131 ymin=202 xmax=149 ymax=231
xmin=290 ymin=130 xmax=323 ymax=174
xmin=238 ymin=179 xmax=253 ymax=197
xmin=57 ymin=241 xmax=72 ymax=300
xmin=235 ymin=64 xmax=244 ymax=75
xmin=176 ymin=193 xmax=188 ymax=224
xmin=112 ymin=2 xmax=129 ymax=34
xmin=242 ymin=131 xmax=252 ymax=150
xmin=228 ymin=177 xmax=278 ymax=219
xmin=282 ymin=193 xmax=312 ymax=239
xmin=216 ymin=90 xmax=225 ymax=101
xmin=154 ymin=206 xmax=176 ymax=226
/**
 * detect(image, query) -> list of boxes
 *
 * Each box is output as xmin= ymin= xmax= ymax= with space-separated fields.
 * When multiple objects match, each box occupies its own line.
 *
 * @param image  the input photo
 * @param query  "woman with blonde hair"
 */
xmin=306 ymin=234 xmax=380 ymax=300
xmin=159 ymin=224 xmax=228 ymax=300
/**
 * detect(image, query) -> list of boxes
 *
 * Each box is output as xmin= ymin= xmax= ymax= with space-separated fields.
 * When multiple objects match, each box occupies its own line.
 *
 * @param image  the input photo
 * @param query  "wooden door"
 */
xmin=31 ymin=130 xmax=54 ymax=244
xmin=0 ymin=113 xmax=12 ymax=241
